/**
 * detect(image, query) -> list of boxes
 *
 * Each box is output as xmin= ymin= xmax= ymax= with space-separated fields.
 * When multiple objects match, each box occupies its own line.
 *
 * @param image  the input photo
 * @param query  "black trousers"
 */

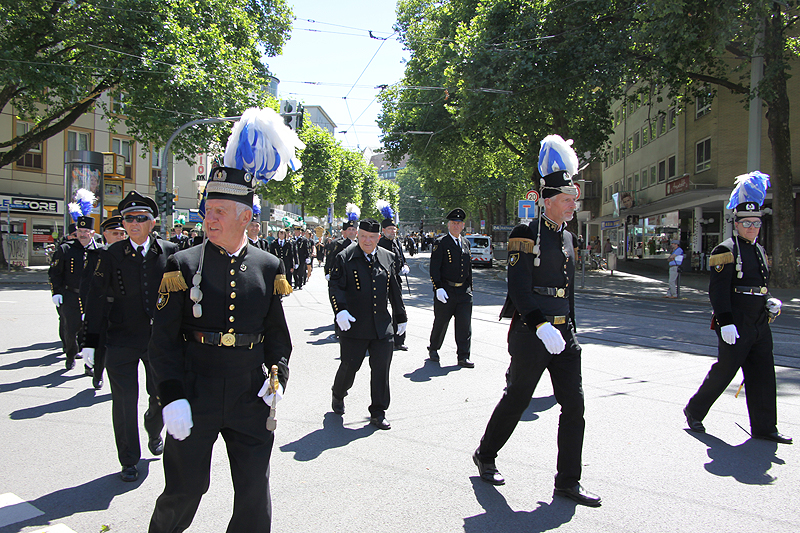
xmin=428 ymin=287 xmax=472 ymax=359
xmin=332 ymin=337 xmax=393 ymax=418
xmin=57 ymin=293 xmax=82 ymax=359
xmin=293 ymin=261 xmax=307 ymax=287
xmin=105 ymin=345 xmax=163 ymax=466
xmin=150 ymin=368 xmax=274 ymax=533
xmin=477 ymin=321 xmax=585 ymax=489
xmin=686 ymin=314 xmax=777 ymax=435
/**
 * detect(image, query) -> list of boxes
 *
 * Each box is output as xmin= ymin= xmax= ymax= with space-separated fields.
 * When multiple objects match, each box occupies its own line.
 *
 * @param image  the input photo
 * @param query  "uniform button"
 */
xmin=230 ymin=269 xmax=235 ymax=275
xmin=228 ymin=328 xmax=234 ymax=333
xmin=231 ymin=292 xmax=236 ymax=299
xmin=230 ymin=281 xmax=236 ymax=287
xmin=229 ymin=316 xmax=235 ymax=322
xmin=229 ymin=304 xmax=235 ymax=310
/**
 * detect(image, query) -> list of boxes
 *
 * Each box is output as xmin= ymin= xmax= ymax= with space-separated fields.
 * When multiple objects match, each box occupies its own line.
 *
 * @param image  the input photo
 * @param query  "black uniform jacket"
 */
xmin=324 ymin=237 xmax=351 ymax=275
xmin=500 ymin=217 xmax=576 ymax=331
xmin=294 ymin=236 xmax=311 ymax=261
xmin=249 ymin=237 xmax=270 ymax=251
xmin=378 ymin=236 xmax=406 ymax=285
xmin=708 ymin=237 xmax=770 ymax=328
xmin=269 ymin=239 xmax=297 ymax=273
xmin=149 ymin=241 xmax=292 ymax=407
xmin=84 ymin=238 xmax=178 ymax=351
xmin=329 ymin=242 xmax=407 ymax=340
xmin=49 ymin=238 xmax=97 ymax=296
xmin=429 ymin=233 xmax=472 ymax=291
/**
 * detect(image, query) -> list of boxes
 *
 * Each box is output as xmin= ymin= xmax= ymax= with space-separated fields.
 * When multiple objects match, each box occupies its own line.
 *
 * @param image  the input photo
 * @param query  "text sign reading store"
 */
xmin=0 ymin=196 xmax=63 ymax=215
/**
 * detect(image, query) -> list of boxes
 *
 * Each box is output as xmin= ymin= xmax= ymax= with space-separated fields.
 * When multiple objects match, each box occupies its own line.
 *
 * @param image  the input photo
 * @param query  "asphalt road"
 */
xmin=1 ymin=254 xmax=798 ymax=533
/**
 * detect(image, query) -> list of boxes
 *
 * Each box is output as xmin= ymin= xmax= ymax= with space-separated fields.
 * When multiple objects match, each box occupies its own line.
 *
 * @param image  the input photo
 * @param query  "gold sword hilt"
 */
xmin=266 ymin=365 xmax=279 ymax=431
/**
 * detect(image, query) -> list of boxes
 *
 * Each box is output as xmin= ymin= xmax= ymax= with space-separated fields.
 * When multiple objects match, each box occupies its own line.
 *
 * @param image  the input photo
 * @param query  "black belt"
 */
xmin=64 ymin=286 xmax=80 ymax=294
xmin=733 ymin=286 xmax=768 ymax=296
xmin=545 ymin=315 xmax=568 ymax=325
xmin=533 ymin=286 xmax=568 ymax=298
xmin=444 ymin=280 xmax=466 ymax=287
xmin=185 ymin=331 xmax=264 ymax=348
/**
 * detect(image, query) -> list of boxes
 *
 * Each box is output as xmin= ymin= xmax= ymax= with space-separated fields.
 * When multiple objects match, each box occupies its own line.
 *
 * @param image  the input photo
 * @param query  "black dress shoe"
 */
xmin=554 ymin=484 xmax=602 ymax=507
xmin=148 ymin=435 xmax=164 ymax=455
xmin=120 ymin=465 xmax=139 ymax=482
xmin=84 ymin=364 xmax=94 ymax=377
xmin=427 ymin=349 xmax=440 ymax=362
xmin=332 ymin=395 xmax=345 ymax=415
xmin=683 ymin=407 xmax=705 ymax=433
xmin=458 ymin=358 xmax=475 ymax=368
xmin=753 ymin=432 xmax=793 ymax=444
xmin=93 ymin=376 xmax=103 ymax=390
xmin=473 ymin=450 xmax=504 ymax=485
xmin=369 ymin=417 xmax=391 ymax=430
xmin=394 ymin=344 xmax=409 ymax=351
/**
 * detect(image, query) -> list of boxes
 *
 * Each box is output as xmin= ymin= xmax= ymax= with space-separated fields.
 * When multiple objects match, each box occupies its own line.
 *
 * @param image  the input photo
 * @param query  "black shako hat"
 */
xmin=67 ymin=223 xmax=77 ymax=235
xmin=342 ymin=220 xmax=356 ymax=230
xmin=206 ymin=167 xmax=255 ymax=207
xmin=359 ymin=219 xmax=381 ymax=233
xmin=101 ymin=215 xmax=124 ymax=232
xmin=381 ymin=218 xmax=396 ymax=229
xmin=445 ymin=208 xmax=466 ymax=221
xmin=119 ymin=190 xmax=159 ymax=218
xmin=540 ymin=170 xmax=578 ymax=199
xmin=76 ymin=216 xmax=95 ymax=231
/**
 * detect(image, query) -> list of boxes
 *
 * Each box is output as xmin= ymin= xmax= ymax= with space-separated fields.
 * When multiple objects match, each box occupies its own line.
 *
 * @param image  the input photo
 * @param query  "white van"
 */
xmin=465 ymin=234 xmax=493 ymax=267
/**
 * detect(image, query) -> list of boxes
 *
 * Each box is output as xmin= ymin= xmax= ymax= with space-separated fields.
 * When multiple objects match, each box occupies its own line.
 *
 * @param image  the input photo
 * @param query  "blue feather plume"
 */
xmin=726 ymin=171 xmax=770 ymax=210
xmin=346 ymin=203 xmax=360 ymax=222
xmin=376 ymin=199 xmax=394 ymax=221
xmin=68 ymin=202 xmax=81 ymax=222
xmin=253 ymin=196 xmax=262 ymax=217
xmin=538 ymin=135 xmax=579 ymax=178
xmin=74 ymin=188 xmax=95 ymax=217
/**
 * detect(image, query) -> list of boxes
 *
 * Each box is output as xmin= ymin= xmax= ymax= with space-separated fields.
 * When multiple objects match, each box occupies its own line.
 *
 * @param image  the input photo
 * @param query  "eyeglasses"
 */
xmin=124 ymin=214 xmax=152 ymax=223
xmin=739 ymin=220 xmax=762 ymax=228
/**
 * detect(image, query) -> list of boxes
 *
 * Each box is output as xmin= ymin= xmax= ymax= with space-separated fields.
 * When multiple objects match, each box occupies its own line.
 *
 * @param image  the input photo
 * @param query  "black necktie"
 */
xmin=137 ymin=245 xmax=144 ymax=256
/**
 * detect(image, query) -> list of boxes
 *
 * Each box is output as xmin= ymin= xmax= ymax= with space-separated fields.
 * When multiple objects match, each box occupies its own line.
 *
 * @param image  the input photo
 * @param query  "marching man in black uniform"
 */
xmin=329 ymin=219 xmax=407 ymax=430
xmin=148 ymin=107 xmax=300 ymax=533
xmin=82 ymin=191 xmax=179 ymax=482
xmin=684 ymin=171 xmax=790 ymax=444
xmin=427 ymin=207 xmax=474 ymax=368
xmin=293 ymin=224 xmax=311 ymax=289
xmin=269 ymin=228 xmax=297 ymax=280
xmin=473 ymin=135 xmax=601 ymax=507
xmin=49 ymin=189 xmax=99 ymax=370
xmin=325 ymin=202 xmax=360 ymax=280
xmin=247 ymin=197 xmax=269 ymax=250
xmin=377 ymin=199 xmax=411 ymax=351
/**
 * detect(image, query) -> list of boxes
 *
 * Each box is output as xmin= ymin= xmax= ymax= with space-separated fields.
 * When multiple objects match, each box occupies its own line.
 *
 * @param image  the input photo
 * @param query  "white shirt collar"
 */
xmin=131 ymin=236 xmax=151 ymax=255
xmin=450 ymin=233 xmax=461 ymax=245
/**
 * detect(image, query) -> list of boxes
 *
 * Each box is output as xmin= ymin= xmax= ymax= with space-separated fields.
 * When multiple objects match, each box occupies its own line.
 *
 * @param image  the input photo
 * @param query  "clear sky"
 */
xmin=265 ymin=1 xmax=408 ymax=152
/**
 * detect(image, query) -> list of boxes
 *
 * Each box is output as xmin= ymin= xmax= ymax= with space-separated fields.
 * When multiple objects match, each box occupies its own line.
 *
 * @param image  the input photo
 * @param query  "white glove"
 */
xmin=258 ymin=381 xmax=284 ymax=405
xmin=720 ymin=324 xmax=739 ymax=345
xmin=397 ymin=322 xmax=407 ymax=335
xmin=536 ymin=322 xmax=566 ymax=355
xmin=766 ymin=297 xmax=782 ymax=314
xmin=80 ymin=347 xmax=95 ymax=368
xmin=336 ymin=310 xmax=357 ymax=331
xmin=306 ymin=258 xmax=311 ymax=264
xmin=435 ymin=288 xmax=449 ymax=303
xmin=81 ymin=313 xmax=85 ymax=321
xmin=52 ymin=294 xmax=63 ymax=307
xmin=325 ymin=274 xmax=330 ymax=281
xmin=400 ymin=264 xmax=410 ymax=275
xmin=294 ymin=264 xmax=299 ymax=270
xmin=162 ymin=399 xmax=193 ymax=441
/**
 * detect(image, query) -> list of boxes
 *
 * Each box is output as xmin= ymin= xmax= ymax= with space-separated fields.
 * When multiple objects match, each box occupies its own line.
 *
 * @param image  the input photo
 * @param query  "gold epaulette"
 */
xmin=274 ymin=274 xmax=293 ymax=296
xmin=159 ymin=271 xmax=188 ymax=293
xmin=508 ymin=237 xmax=535 ymax=254
xmin=708 ymin=252 xmax=734 ymax=267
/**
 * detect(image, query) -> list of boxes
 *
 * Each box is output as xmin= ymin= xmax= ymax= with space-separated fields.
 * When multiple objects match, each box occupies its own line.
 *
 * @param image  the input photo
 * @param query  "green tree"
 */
xmin=333 ymin=149 xmax=367 ymax=216
xmin=0 ymin=0 xmax=293 ymax=168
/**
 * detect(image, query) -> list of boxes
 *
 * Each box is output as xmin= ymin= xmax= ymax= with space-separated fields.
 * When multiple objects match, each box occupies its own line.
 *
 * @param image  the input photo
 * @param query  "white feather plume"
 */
xmin=538 ymin=134 xmax=579 ymax=178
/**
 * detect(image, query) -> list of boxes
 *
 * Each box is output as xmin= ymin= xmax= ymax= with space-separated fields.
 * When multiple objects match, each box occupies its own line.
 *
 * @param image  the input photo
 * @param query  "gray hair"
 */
xmin=234 ymin=202 xmax=253 ymax=220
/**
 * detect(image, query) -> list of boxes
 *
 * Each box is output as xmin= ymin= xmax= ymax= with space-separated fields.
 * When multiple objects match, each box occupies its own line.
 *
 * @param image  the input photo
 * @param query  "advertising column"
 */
xmin=64 ymin=150 xmax=104 ymax=230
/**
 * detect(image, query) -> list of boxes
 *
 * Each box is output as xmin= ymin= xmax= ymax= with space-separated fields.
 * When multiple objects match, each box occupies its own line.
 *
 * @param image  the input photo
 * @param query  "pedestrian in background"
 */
xmin=664 ymin=239 xmax=684 ymax=298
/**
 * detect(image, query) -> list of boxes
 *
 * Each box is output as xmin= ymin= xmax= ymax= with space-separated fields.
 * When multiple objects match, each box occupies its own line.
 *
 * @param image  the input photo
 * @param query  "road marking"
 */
xmin=0 ymin=493 xmax=44 ymax=528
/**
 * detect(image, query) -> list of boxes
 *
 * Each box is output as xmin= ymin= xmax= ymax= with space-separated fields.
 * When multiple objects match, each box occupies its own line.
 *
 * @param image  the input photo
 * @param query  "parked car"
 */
xmin=465 ymin=234 xmax=493 ymax=267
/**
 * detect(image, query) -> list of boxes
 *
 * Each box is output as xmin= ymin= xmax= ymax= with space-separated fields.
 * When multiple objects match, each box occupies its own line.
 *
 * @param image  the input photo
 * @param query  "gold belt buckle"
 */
xmin=553 ymin=316 xmax=566 ymax=325
xmin=556 ymin=288 xmax=565 ymax=298
xmin=221 ymin=333 xmax=236 ymax=347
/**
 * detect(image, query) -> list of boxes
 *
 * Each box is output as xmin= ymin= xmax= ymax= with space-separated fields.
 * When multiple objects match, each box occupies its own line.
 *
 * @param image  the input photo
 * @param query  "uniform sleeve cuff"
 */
xmin=158 ymin=379 xmax=186 ymax=407
xmin=523 ymin=310 xmax=547 ymax=331
xmin=83 ymin=333 xmax=99 ymax=348
xmin=715 ymin=312 xmax=734 ymax=327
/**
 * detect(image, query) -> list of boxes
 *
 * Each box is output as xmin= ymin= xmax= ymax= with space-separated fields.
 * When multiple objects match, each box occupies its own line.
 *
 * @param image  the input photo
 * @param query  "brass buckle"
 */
xmin=556 ymin=288 xmax=565 ymax=298
xmin=221 ymin=333 xmax=236 ymax=347
xmin=553 ymin=316 xmax=566 ymax=325
xmin=760 ymin=287 xmax=767 ymax=294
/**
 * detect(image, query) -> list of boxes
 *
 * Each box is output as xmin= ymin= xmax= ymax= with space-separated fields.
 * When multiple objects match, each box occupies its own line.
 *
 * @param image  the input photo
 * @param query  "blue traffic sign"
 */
xmin=518 ymin=200 xmax=537 ymax=219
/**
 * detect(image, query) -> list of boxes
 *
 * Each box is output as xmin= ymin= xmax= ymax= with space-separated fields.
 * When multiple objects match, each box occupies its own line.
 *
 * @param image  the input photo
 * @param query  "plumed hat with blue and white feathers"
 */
xmin=726 ymin=171 xmax=770 ymax=217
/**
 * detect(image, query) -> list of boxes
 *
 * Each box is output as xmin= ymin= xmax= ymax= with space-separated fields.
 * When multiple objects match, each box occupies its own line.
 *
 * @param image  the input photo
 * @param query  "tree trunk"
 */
xmin=763 ymin=7 xmax=798 ymax=287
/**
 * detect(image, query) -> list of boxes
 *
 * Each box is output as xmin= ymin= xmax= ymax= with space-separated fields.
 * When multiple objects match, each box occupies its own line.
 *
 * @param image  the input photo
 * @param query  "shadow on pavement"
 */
xmin=0 ymin=368 xmax=85 ymax=394
xmin=403 ymin=360 xmax=462 ymax=382
xmin=0 ymin=347 xmax=62 ymax=371
xmin=687 ymin=431 xmax=782 ymax=485
xmin=463 ymin=477 xmax=577 ymax=533
xmin=520 ymin=395 xmax=558 ymax=422
xmin=0 ymin=341 xmax=62 ymax=358
xmin=10 ymin=388 xmax=111 ymax=419
xmin=279 ymin=412 xmax=377 ymax=461
xmin=0 ymin=459 xmax=155 ymax=533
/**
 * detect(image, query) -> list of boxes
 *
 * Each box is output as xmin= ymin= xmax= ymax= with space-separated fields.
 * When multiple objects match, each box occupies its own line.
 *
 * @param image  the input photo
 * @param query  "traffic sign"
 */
xmin=525 ymin=190 xmax=539 ymax=202
xmin=518 ymin=200 xmax=537 ymax=219
xmin=575 ymin=183 xmax=582 ymax=200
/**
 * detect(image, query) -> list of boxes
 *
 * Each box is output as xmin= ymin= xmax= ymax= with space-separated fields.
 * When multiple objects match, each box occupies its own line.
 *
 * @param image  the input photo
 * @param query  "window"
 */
xmin=650 ymin=165 xmax=657 ymax=186
xmin=111 ymin=93 xmax=128 ymax=115
xmin=628 ymin=136 xmax=634 ymax=155
xmin=15 ymin=121 xmax=43 ymax=169
xmin=650 ymin=123 xmax=657 ymax=142
xmin=634 ymin=172 xmax=640 ymax=191
xmin=668 ymin=107 xmax=677 ymax=130
xmin=151 ymin=145 xmax=164 ymax=184
xmin=696 ymin=138 xmax=711 ymax=172
xmin=696 ymin=92 xmax=712 ymax=118
xmin=112 ymin=137 xmax=134 ymax=179
xmin=614 ymin=182 xmax=619 ymax=195
xmin=615 ymin=108 xmax=620 ymax=126
xmin=627 ymin=175 xmax=633 ymax=192
xmin=657 ymin=114 xmax=666 ymax=136
xmin=658 ymin=160 xmax=667 ymax=182
xmin=615 ymin=144 xmax=620 ymax=163
xmin=628 ymin=100 xmax=634 ymax=117
xmin=641 ymin=168 xmax=648 ymax=188
xmin=668 ymin=155 xmax=676 ymax=179
xmin=603 ymin=187 xmax=608 ymax=203
xmin=633 ymin=131 xmax=640 ymax=151
xmin=68 ymin=130 xmax=91 ymax=151
xmin=642 ymin=124 xmax=649 ymax=146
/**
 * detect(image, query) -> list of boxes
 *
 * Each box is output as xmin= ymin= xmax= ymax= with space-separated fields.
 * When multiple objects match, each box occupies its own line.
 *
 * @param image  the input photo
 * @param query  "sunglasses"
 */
xmin=739 ymin=220 xmax=762 ymax=228
xmin=124 ymin=214 xmax=152 ymax=223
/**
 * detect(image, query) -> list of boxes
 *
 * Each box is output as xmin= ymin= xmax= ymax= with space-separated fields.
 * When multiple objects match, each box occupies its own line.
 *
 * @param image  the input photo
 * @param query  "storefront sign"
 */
xmin=602 ymin=220 xmax=622 ymax=229
xmin=666 ymin=175 xmax=691 ymax=196
xmin=0 ymin=195 xmax=62 ymax=215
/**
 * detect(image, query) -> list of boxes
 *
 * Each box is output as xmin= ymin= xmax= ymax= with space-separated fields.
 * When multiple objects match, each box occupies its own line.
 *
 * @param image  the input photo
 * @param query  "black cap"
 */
xmin=68 ymin=223 xmax=77 ymax=235
xmin=381 ymin=218 xmax=396 ymax=229
xmin=76 ymin=216 xmax=95 ymax=231
xmin=206 ymin=167 xmax=254 ymax=207
xmin=734 ymin=201 xmax=763 ymax=218
xmin=445 ymin=208 xmax=466 ymax=221
xmin=119 ymin=190 xmax=158 ymax=218
xmin=342 ymin=220 xmax=356 ymax=230
xmin=101 ymin=215 xmax=124 ymax=232
xmin=539 ymin=170 xmax=577 ymax=199
xmin=359 ymin=219 xmax=381 ymax=233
